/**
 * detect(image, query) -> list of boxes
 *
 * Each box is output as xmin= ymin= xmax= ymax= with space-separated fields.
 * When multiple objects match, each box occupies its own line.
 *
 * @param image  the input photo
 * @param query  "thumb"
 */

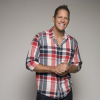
xmin=61 ymin=62 xmax=67 ymax=64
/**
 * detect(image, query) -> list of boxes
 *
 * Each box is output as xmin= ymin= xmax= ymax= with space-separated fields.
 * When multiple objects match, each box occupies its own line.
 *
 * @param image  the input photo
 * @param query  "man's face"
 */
xmin=53 ymin=9 xmax=69 ymax=32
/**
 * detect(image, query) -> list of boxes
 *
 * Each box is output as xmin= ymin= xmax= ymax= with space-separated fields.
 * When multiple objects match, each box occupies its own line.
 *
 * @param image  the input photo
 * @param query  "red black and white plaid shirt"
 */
xmin=26 ymin=27 xmax=82 ymax=99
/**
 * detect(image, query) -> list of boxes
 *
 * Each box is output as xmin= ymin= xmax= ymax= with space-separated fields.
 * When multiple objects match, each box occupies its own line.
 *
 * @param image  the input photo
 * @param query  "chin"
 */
xmin=58 ymin=29 xmax=65 ymax=32
xmin=55 ymin=25 xmax=66 ymax=32
xmin=58 ymin=27 xmax=66 ymax=31
xmin=58 ymin=27 xmax=65 ymax=31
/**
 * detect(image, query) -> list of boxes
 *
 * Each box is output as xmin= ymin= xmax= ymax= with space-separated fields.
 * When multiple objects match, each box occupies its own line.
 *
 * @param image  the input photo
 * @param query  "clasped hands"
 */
xmin=54 ymin=62 xmax=70 ymax=76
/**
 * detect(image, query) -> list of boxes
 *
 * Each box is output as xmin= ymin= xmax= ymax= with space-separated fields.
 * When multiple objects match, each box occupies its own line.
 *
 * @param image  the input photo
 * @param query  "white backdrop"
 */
xmin=0 ymin=0 xmax=100 ymax=100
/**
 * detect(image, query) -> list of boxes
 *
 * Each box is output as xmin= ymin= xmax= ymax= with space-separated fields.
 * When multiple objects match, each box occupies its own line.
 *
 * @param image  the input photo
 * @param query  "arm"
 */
xmin=71 ymin=42 xmax=82 ymax=72
xmin=56 ymin=63 xmax=78 ymax=76
xmin=58 ymin=42 xmax=82 ymax=76
xmin=26 ymin=34 xmax=40 ymax=71
xmin=33 ymin=64 xmax=55 ymax=73
xmin=57 ymin=64 xmax=78 ymax=76
xmin=33 ymin=63 xmax=69 ymax=74
xmin=68 ymin=65 xmax=78 ymax=73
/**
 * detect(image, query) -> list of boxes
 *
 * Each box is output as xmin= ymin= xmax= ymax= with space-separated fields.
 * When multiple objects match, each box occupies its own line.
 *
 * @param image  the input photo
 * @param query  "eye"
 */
xmin=58 ymin=16 xmax=62 ymax=18
xmin=65 ymin=17 xmax=68 ymax=19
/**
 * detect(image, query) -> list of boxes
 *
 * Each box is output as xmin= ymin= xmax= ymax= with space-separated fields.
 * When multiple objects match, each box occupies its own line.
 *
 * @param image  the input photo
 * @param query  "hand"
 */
xmin=61 ymin=62 xmax=69 ymax=72
xmin=54 ymin=62 xmax=69 ymax=75
xmin=57 ymin=62 xmax=69 ymax=76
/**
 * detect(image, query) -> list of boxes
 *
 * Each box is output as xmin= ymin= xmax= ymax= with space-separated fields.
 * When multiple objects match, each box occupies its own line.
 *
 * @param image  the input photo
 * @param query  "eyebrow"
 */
xmin=58 ymin=16 xmax=68 ymax=19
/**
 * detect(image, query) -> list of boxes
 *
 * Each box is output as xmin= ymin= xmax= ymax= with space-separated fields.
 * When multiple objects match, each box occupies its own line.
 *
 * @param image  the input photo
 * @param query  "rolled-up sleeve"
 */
xmin=26 ymin=34 xmax=40 ymax=71
xmin=71 ymin=42 xmax=82 ymax=72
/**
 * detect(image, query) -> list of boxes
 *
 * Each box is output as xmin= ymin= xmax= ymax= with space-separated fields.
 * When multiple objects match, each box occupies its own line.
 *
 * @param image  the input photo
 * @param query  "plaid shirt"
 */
xmin=26 ymin=27 xmax=82 ymax=99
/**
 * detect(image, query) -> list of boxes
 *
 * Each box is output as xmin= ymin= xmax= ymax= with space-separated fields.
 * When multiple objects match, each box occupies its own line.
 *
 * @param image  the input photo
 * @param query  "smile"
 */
xmin=59 ymin=23 xmax=65 ymax=26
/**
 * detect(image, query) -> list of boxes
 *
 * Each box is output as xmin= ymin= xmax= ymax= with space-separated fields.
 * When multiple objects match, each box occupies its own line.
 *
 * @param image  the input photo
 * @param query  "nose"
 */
xmin=61 ymin=18 xmax=65 ymax=23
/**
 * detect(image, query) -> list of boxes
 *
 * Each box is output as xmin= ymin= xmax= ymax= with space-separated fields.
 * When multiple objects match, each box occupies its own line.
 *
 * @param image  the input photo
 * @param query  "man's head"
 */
xmin=53 ymin=5 xmax=70 ymax=32
xmin=54 ymin=5 xmax=70 ymax=19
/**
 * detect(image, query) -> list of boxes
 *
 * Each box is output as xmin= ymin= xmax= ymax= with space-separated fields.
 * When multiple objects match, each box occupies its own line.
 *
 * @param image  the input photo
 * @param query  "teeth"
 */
xmin=59 ymin=24 xmax=64 ymax=26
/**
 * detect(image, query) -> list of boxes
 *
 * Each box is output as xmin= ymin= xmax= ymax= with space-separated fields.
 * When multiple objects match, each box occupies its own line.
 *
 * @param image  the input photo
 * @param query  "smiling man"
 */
xmin=26 ymin=5 xmax=82 ymax=100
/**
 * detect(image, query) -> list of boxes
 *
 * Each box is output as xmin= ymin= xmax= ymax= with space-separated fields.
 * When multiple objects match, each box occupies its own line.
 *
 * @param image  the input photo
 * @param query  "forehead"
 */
xmin=57 ymin=9 xmax=69 ymax=16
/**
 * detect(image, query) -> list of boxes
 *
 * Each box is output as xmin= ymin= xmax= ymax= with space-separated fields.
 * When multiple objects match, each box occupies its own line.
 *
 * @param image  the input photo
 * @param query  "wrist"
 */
xmin=50 ymin=66 xmax=56 ymax=73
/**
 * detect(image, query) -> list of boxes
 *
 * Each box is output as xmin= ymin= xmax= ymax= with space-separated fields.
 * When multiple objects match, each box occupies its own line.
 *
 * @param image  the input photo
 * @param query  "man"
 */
xmin=26 ymin=5 xmax=82 ymax=100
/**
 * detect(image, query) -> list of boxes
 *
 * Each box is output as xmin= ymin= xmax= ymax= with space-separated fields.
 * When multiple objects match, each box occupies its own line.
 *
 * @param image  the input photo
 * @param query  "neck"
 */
xmin=53 ymin=26 xmax=65 ymax=38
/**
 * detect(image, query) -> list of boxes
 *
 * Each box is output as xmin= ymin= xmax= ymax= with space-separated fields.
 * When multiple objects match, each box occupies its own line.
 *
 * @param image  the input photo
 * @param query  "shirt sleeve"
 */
xmin=26 ymin=34 xmax=40 ymax=71
xmin=71 ymin=42 xmax=82 ymax=72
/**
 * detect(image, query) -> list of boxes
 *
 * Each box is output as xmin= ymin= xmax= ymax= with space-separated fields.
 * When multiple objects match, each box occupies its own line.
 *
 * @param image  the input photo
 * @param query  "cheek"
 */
xmin=65 ymin=22 xmax=68 ymax=26
xmin=66 ymin=20 xmax=69 ymax=24
xmin=56 ymin=18 xmax=61 ymax=22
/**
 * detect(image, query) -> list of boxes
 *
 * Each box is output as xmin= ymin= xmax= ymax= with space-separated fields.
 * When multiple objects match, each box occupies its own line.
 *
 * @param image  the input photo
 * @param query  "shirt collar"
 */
xmin=48 ymin=27 xmax=54 ymax=38
xmin=48 ymin=26 xmax=68 ymax=40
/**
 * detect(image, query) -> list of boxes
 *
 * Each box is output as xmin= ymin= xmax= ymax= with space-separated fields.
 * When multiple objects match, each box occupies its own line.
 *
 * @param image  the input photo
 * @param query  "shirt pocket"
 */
xmin=62 ymin=48 xmax=75 ymax=63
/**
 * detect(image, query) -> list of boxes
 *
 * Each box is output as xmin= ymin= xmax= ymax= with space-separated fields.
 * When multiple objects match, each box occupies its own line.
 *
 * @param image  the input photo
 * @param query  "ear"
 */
xmin=67 ymin=19 xmax=70 ymax=25
xmin=52 ymin=16 xmax=55 ymax=22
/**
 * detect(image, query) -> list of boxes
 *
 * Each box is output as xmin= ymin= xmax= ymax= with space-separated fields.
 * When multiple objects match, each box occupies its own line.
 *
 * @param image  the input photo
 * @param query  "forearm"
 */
xmin=58 ymin=65 xmax=78 ymax=76
xmin=33 ymin=63 xmax=78 ymax=75
xmin=68 ymin=65 xmax=78 ymax=73
xmin=33 ymin=64 xmax=55 ymax=73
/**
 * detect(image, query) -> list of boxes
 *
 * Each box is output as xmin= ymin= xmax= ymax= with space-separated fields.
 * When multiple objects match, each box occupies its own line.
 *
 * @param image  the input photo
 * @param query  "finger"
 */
xmin=58 ymin=72 xmax=66 ymax=76
xmin=61 ymin=62 xmax=66 ymax=64
xmin=57 ymin=70 xmax=64 ymax=74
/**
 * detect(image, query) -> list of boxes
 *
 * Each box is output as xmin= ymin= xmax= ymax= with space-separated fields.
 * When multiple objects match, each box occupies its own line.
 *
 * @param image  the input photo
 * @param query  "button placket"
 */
xmin=58 ymin=47 xmax=60 ymax=64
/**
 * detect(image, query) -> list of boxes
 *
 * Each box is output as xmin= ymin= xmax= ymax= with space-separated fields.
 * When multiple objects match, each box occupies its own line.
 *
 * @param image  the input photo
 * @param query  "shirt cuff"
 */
xmin=73 ymin=64 xmax=81 ymax=72
xmin=27 ymin=61 xmax=39 ymax=71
